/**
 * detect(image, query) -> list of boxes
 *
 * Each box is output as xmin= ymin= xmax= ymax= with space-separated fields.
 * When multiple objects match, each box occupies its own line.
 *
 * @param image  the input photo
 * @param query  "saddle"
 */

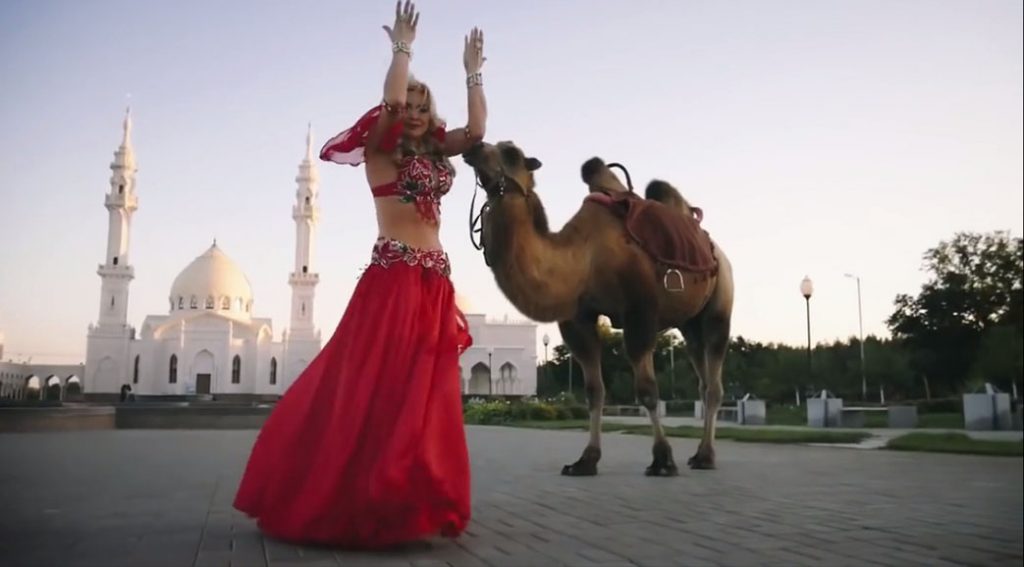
xmin=585 ymin=191 xmax=719 ymax=284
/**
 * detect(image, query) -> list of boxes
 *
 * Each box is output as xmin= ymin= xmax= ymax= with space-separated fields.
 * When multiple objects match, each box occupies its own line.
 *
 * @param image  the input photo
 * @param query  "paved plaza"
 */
xmin=1 ymin=426 xmax=1021 ymax=566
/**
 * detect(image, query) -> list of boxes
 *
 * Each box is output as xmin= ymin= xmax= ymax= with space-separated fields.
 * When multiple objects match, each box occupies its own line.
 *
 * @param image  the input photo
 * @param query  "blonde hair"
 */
xmin=395 ymin=75 xmax=454 ymax=174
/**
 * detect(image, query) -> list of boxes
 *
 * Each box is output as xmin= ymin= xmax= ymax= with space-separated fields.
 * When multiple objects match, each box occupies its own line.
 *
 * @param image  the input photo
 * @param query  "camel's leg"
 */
xmin=681 ymin=320 xmax=713 ymax=468
xmin=695 ymin=314 xmax=729 ymax=469
xmin=624 ymin=310 xmax=677 ymax=477
xmin=682 ymin=298 xmax=732 ymax=469
xmin=558 ymin=314 xmax=603 ymax=476
xmin=681 ymin=322 xmax=707 ymax=420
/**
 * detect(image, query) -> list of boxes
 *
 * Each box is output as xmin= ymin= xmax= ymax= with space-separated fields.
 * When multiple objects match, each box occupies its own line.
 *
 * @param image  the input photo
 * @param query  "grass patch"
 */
xmin=916 ymin=413 xmax=965 ymax=429
xmin=886 ymin=432 xmax=1023 ymax=457
xmin=768 ymin=406 xmax=966 ymax=429
xmin=766 ymin=406 xmax=806 ymax=426
xmin=660 ymin=425 xmax=868 ymax=444
xmin=499 ymin=420 xmax=869 ymax=444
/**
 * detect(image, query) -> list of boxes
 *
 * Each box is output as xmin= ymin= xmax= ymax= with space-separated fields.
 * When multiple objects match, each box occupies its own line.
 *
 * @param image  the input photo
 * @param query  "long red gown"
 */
xmin=233 ymin=105 xmax=473 ymax=548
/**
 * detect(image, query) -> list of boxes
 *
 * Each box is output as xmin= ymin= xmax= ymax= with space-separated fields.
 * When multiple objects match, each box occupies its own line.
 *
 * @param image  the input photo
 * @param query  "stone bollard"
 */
xmin=963 ymin=384 xmax=1013 ymax=431
xmin=737 ymin=395 xmax=766 ymax=426
xmin=887 ymin=405 xmax=919 ymax=429
xmin=807 ymin=391 xmax=843 ymax=428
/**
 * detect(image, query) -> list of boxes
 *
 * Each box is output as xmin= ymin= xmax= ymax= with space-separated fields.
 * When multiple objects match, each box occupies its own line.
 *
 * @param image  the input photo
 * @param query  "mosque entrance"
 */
xmin=196 ymin=373 xmax=211 ymax=394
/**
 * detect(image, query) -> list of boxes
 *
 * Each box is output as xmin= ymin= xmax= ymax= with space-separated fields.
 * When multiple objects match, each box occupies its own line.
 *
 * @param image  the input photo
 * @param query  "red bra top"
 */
xmin=319 ymin=103 xmax=454 ymax=223
xmin=371 ymin=155 xmax=454 ymax=223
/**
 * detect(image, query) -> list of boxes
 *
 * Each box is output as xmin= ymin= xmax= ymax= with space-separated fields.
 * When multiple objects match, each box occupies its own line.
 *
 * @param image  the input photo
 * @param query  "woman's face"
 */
xmin=404 ymin=89 xmax=431 ymax=139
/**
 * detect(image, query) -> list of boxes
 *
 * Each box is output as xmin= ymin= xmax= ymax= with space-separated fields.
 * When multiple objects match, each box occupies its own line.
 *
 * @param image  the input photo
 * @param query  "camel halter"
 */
xmin=606 ymin=162 xmax=635 ymax=192
xmin=469 ymin=167 xmax=525 ymax=265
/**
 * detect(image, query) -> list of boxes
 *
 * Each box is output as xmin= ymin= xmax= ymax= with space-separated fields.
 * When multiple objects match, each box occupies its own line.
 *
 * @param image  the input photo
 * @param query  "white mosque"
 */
xmin=81 ymin=109 xmax=322 ymax=399
xmin=52 ymin=109 xmax=537 ymax=401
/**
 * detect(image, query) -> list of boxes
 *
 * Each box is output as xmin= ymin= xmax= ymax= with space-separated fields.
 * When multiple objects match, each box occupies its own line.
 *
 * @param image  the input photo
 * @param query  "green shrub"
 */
xmin=463 ymin=400 xmax=512 ymax=424
xmin=462 ymin=396 xmax=591 ymax=423
xmin=912 ymin=398 xmax=961 ymax=414
xmin=569 ymin=404 xmax=590 ymax=419
xmin=666 ymin=399 xmax=694 ymax=416
xmin=527 ymin=403 xmax=559 ymax=421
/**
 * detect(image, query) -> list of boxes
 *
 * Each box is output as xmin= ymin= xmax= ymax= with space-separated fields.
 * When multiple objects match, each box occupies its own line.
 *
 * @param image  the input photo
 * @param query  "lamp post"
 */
xmin=800 ymin=276 xmax=814 ymax=394
xmin=844 ymin=273 xmax=867 ymax=401
xmin=487 ymin=349 xmax=493 ymax=395
xmin=669 ymin=333 xmax=676 ymax=400
xmin=568 ymin=353 xmax=574 ymax=401
xmin=542 ymin=333 xmax=550 ymax=393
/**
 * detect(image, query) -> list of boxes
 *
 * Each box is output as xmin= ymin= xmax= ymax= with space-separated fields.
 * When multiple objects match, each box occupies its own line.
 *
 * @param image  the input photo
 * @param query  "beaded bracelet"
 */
xmin=466 ymin=72 xmax=483 ymax=88
xmin=392 ymin=41 xmax=412 ymax=58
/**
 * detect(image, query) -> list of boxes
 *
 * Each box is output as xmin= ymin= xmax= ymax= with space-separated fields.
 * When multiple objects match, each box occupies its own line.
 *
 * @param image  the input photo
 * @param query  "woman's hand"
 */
xmin=383 ymin=0 xmax=419 ymax=45
xmin=463 ymin=27 xmax=486 ymax=74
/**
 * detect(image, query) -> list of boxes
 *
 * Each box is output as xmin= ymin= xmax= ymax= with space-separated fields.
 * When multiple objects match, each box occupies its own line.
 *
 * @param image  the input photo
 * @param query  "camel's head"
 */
xmin=462 ymin=141 xmax=542 ymax=198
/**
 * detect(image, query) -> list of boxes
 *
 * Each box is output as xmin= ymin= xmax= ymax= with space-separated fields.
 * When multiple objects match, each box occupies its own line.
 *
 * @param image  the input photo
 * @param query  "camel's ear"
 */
xmin=525 ymin=157 xmax=542 ymax=171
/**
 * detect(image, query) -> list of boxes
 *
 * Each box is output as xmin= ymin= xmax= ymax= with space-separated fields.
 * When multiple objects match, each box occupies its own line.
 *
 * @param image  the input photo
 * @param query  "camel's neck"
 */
xmin=485 ymin=194 xmax=588 ymax=322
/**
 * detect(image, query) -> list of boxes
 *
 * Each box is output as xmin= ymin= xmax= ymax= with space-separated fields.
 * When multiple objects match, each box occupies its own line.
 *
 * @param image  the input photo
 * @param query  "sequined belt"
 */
xmin=370 ymin=237 xmax=451 ymax=277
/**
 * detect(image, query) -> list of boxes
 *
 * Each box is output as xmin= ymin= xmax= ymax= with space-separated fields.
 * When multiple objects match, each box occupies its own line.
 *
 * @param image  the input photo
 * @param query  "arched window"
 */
xmin=169 ymin=355 xmax=178 ymax=384
xmin=190 ymin=296 xmax=198 ymax=309
xmin=178 ymin=296 xmax=184 ymax=309
xmin=269 ymin=358 xmax=277 ymax=385
xmin=231 ymin=355 xmax=241 ymax=384
xmin=221 ymin=297 xmax=231 ymax=310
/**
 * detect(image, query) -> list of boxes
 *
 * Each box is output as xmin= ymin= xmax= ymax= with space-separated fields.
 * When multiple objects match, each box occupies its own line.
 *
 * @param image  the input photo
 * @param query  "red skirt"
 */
xmin=233 ymin=237 xmax=473 ymax=548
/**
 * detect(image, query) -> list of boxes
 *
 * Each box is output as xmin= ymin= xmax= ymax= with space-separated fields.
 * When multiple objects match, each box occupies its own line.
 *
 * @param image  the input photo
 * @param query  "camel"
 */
xmin=462 ymin=141 xmax=734 ymax=474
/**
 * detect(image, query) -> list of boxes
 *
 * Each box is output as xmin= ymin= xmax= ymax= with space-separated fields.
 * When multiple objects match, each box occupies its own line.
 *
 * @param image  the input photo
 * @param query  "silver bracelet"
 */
xmin=392 ymin=41 xmax=412 ymax=58
xmin=466 ymin=72 xmax=483 ymax=88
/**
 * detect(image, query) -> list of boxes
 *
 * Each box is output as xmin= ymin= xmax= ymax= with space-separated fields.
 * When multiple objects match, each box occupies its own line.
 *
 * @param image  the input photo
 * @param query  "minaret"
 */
xmin=283 ymin=124 xmax=322 ymax=387
xmin=288 ymin=123 xmax=321 ymax=336
xmin=96 ymin=107 xmax=138 ymax=327
xmin=86 ymin=107 xmax=138 ymax=396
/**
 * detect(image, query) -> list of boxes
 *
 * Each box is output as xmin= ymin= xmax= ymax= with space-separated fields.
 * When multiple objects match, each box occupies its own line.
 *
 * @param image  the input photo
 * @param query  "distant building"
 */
xmin=83 ymin=110 xmax=321 ymax=399
xmin=457 ymin=295 xmax=538 ymax=396
xmin=0 ymin=110 xmax=539 ymax=403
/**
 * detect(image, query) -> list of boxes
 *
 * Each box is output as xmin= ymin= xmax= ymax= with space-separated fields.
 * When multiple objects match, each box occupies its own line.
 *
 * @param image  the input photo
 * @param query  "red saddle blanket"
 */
xmin=586 ymin=191 xmax=718 ymax=276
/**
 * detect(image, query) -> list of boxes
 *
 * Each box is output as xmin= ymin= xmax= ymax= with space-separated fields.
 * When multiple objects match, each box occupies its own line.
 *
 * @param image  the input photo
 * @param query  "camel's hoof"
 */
xmin=561 ymin=446 xmax=601 ymax=476
xmin=561 ymin=461 xmax=598 ymax=476
xmin=687 ymin=449 xmax=716 ymax=470
xmin=646 ymin=440 xmax=678 ymax=476
xmin=644 ymin=462 xmax=679 ymax=477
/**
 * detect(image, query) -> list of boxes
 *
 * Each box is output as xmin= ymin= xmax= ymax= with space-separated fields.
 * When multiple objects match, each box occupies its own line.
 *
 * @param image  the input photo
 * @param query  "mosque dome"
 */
xmin=168 ymin=242 xmax=254 ymax=315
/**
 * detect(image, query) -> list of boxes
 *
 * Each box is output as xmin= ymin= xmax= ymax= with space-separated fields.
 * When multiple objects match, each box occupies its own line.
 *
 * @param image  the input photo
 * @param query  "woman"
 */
xmin=233 ymin=1 xmax=487 ymax=548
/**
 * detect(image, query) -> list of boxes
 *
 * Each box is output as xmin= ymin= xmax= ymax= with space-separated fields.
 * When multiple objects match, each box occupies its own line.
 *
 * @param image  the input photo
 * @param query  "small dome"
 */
xmin=169 ymin=242 xmax=254 ymax=315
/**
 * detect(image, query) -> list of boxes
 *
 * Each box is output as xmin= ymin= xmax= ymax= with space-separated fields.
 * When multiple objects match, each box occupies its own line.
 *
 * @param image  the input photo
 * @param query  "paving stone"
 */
xmin=0 ymin=427 xmax=1019 ymax=567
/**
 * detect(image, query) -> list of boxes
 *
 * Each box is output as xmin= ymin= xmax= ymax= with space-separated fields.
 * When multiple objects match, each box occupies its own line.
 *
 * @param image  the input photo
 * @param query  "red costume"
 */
xmin=233 ymin=104 xmax=473 ymax=548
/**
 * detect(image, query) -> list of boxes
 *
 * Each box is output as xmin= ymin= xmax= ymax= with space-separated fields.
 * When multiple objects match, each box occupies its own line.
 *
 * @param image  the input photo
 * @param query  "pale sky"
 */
xmin=1 ymin=0 xmax=1022 ymax=364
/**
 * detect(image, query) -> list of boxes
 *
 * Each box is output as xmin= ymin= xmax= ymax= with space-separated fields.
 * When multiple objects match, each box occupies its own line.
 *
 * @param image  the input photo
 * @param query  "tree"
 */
xmin=887 ymin=231 xmax=1023 ymax=396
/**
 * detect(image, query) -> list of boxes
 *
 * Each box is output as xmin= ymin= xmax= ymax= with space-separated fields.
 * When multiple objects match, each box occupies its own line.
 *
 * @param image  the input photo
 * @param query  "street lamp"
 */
xmin=844 ymin=273 xmax=867 ymax=401
xmin=800 ymin=276 xmax=814 ymax=395
xmin=669 ymin=332 xmax=676 ymax=400
xmin=568 ymin=352 xmax=574 ymax=401
xmin=487 ymin=349 xmax=493 ymax=396
xmin=542 ymin=333 xmax=550 ymax=393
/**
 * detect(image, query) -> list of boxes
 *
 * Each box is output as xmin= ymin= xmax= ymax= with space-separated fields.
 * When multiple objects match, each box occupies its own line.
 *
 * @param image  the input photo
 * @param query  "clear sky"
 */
xmin=1 ymin=0 xmax=1021 ymax=364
